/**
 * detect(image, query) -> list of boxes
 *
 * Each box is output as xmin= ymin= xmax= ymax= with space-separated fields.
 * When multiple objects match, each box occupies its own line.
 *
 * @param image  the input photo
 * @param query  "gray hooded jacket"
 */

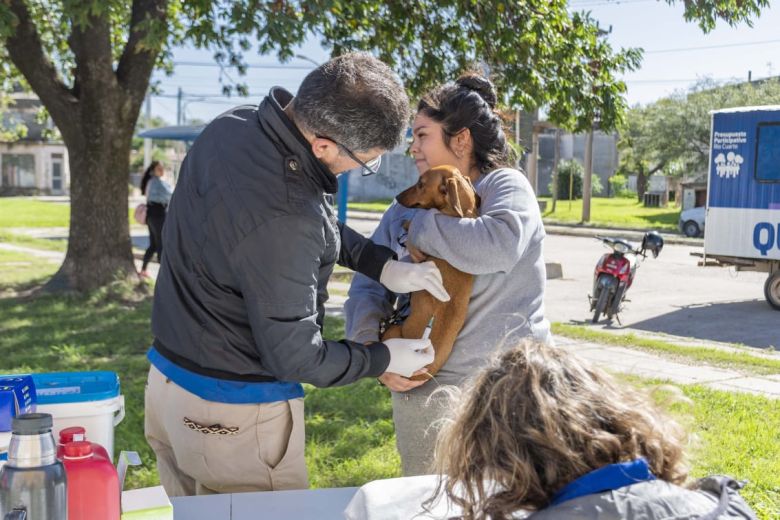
xmin=344 ymin=475 xmax=757 ymax=520
xmin=528 ymin=477 xmax=756 ymax=520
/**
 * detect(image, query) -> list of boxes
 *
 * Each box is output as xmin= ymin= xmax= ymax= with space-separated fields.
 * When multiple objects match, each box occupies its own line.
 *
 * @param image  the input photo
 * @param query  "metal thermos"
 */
xmin=0 ymin=413 xmax=67 ymax=520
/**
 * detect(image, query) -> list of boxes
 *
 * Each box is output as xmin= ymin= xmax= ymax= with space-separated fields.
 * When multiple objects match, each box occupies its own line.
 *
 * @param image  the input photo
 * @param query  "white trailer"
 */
xmin=703 ymin=106 xmax=780 ymax=309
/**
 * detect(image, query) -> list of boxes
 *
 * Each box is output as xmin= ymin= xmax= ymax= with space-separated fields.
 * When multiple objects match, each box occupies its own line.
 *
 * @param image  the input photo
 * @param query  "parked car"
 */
xmin=679 ymin=206 xmax=705 ymax=237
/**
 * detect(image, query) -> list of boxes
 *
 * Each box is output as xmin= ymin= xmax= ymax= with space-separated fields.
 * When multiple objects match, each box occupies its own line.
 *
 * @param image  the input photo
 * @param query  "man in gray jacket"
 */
xmin=145 ymin=53 xmax=448 ymax=496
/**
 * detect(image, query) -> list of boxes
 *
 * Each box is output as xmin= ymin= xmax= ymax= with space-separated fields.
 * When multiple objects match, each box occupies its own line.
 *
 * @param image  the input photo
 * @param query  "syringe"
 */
xmin=421 ymin=317 xmax=434 ymax=340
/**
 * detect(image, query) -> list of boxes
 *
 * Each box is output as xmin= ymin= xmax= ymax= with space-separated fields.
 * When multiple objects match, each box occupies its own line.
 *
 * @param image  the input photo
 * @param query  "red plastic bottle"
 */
xmin=57 ymin=426 xmax=111 ymax=461
xmin=62 ymin=440 xmax=120 ymax=520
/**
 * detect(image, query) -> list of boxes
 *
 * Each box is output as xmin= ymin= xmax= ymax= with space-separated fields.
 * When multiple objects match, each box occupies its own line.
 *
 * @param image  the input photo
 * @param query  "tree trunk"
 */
xmin=3 ymin=0 xmax=164 ymax=292
xmin=551 ymin=129 xmax=560 ymax=212
xmin=45 ymin=120 xmax=137 ymax=292
xmin=636 ymin=166 xmax=647 ymax=203
xmin=582 ymin=129 xmax=594 ymax=222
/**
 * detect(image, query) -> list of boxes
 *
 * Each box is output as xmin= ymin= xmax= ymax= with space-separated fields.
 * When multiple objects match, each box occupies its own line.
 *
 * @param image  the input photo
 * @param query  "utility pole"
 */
xmin=143 ymin=93 xmax=152 ymax=169
xmin=515 ymin=110 xmax=521 ymax=167
xmin=551 ymin=128 xmax=561 ymax=213
xmin=582 ymin=128 xmax=594 ymax=223
xmin=176 ymin=87 xmax=183 ymax=126
xmin=528 ymin=131 xmax=539 ymax=194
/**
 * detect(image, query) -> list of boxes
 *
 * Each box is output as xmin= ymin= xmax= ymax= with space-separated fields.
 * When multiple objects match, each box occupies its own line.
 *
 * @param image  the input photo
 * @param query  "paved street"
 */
xmin=10 ymin=213 xmax=779 ymax=351
xmin=346 ymin=213 xmax=778 ymax=350
xmin=544 ymin=234 xmax=777 ymax=349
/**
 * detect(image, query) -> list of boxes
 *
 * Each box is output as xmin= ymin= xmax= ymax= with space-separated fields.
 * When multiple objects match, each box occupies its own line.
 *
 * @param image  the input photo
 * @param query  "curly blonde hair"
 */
xmin=428 ymin=342 xmax=688 ymax=519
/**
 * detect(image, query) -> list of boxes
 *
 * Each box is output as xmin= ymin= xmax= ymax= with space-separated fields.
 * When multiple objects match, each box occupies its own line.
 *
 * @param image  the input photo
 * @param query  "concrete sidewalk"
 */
xmin=347 ymin=210 xmax=701 ymax=247
xmin=554 ymin=335 xmax=780 ymax=399
xmin=0 ymin=240 xmax=159 ymax=278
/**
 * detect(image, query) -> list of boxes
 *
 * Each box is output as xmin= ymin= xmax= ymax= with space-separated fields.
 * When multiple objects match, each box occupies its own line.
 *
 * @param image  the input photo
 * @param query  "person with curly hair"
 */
xmin=346 ymin=342 xmax=756 ymax=519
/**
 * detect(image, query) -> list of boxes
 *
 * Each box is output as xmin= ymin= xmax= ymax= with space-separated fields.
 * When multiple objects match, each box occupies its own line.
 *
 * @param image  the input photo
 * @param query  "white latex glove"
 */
xmin=379 ymin=259 xmax=450 ymax=302
xmin=383 ymin=338 xmax=435 ymax=378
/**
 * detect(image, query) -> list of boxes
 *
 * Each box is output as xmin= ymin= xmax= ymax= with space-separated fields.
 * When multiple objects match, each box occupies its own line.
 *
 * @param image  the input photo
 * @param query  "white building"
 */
xmin=0 ymin=93 xmax=70 ymax=195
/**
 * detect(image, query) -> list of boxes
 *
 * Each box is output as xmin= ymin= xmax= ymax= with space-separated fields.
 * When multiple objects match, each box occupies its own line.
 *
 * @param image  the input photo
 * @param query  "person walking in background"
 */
xmin=139 ymin=160 xmax=173 ymax=278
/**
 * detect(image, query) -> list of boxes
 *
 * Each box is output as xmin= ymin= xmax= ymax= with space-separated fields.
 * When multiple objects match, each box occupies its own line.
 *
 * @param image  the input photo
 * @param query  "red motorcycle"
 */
xmin=589 ymin=231 xmax=664 ymax=324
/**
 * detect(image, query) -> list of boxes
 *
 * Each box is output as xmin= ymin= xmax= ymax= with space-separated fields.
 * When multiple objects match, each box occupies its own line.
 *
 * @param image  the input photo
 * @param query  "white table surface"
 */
xmin=172 ymin=487 xmax=359 ymax=519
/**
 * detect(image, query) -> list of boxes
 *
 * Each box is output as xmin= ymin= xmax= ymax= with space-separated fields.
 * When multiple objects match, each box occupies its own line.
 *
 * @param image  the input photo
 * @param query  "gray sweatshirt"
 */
xmin=146 ymin=176 xmax=173 ymax=205
xmin=345 ymin=167 xmax=551 ymax=386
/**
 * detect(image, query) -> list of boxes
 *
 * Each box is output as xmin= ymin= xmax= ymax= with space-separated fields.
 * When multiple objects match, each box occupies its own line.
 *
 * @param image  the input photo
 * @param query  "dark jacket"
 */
xmin=151 ymin=88 xmax=393 ymax=387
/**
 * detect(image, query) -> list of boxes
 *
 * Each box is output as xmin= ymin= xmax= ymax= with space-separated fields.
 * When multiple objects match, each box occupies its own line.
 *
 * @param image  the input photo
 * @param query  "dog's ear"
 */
xmin=445 ymin=178 xmax=464 ymax=217
xmin=463 ymin=177 xmax=480 ymax=210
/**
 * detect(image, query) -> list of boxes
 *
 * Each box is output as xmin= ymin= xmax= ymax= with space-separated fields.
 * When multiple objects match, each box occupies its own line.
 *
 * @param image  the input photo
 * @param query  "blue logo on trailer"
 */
xmin=709 ymin=110 xmax=780 ymax=210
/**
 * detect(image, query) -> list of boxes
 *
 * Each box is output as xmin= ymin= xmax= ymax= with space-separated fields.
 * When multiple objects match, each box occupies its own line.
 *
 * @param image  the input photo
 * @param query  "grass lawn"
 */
xmin=0 ymin=196 xmax=678 ymax=234
xmin=0 ymin=255 xmax=777 ymax=517
xmin=0 ymin=197 xmax=135 ymax=229
xmin=0 ymin=198 xmax=71 ymax=228
xmin=345 ymin=200 xmax=394 ymax=213
xmin=552 ymin=323 xmax=780 ymax=376
xmin=540 ymin=196 xmax=681 ymax=231
xmin=339 ymin=197 xmax=681 ymax=233
xmin=0 ymin=231 xmax=68 ymax=252
xmin=0 ymin=249 xmax=60 ymax=291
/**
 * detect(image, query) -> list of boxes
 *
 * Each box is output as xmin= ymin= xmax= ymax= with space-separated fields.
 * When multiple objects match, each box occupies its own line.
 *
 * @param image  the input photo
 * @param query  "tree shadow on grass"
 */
xmin=0 ymin=288 xmax=157 ymax=487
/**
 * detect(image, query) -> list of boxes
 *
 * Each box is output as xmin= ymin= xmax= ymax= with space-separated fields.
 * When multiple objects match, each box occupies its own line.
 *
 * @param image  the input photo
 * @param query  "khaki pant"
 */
xmin=144 ymin=366 xmax=308 ymax=496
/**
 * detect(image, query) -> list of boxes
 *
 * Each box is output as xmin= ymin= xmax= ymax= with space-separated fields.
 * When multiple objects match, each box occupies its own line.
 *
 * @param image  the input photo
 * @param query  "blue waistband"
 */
xmin=551 ymin=458 xmax=656 ymax=506
xmin=147 ymin=347 xmax=304 ymax=404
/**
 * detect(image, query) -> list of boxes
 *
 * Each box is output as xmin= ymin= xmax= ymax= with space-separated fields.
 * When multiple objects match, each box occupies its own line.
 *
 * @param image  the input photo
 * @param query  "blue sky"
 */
xmin=149 ymin=0 xmax=780 ymax=125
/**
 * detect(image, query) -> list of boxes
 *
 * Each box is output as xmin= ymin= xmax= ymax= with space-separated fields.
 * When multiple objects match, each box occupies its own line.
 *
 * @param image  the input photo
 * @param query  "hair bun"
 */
xmin=456 ymin=73 xmax=498 ymax=109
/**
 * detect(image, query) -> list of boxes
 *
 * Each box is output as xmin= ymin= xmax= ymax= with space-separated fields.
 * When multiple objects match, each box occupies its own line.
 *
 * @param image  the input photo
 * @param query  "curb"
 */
xmin=345 ymin=211 xmax=702 ymax=247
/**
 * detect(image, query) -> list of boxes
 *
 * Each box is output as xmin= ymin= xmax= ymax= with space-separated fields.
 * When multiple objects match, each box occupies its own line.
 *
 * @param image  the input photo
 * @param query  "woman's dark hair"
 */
xmin=140 ymin=161 xmax=160 ymax=195
xmin=417 ymin=73 xmax=514 ymax=175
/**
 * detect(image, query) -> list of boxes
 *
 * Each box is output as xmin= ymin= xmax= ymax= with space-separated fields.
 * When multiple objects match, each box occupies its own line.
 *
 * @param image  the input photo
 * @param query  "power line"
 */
xmin=568 ymin=0 xmax=653 ymax=7
xmin=646 ymin=38 xmax=780 ymax=54
xmin=624 ymin=77 xmax=733 ymax=84
xmin=173 ymin=60 xmax=315 ymax=70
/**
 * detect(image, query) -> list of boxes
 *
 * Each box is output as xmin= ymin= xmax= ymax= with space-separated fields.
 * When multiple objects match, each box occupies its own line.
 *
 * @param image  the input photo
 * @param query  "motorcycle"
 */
xmin=589 ymin=231 xmax=664 ymax=324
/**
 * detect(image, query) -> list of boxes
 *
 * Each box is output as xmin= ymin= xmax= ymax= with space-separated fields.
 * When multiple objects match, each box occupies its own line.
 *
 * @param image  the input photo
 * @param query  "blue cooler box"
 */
xmin=33 ymin=371 xmax=125 ymax=461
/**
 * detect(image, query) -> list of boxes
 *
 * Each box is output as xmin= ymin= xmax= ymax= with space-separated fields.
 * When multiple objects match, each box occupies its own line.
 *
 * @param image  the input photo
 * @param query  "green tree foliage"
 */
xmin=553 ymin=160 xmax=581 ymax=199
xmin=552 ymin=160 xmax=604 ymax=199
xmin=0 ymin=0 xmax=769 ymax=290
xmin=608 ymin=174 xmax=634 ymax=198
xmin=130 ymin=115 xmax=173 ymax=172
xmin=619 ymin=77 xmax=780 ymax=201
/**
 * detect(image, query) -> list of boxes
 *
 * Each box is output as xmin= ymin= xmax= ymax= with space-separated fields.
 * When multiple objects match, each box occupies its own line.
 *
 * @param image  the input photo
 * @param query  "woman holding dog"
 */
xmin=345 ymin=73 xmax=551 ymax=476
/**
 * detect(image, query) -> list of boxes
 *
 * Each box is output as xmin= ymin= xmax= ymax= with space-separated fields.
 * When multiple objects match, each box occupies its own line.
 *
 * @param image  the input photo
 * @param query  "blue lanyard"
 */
xmin=550 ymin=458 xmax=656 ymax=506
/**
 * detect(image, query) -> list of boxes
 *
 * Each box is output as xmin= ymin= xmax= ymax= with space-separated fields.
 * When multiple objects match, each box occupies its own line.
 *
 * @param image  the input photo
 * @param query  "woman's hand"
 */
xmin=406 ymin=243 xmax=428 ymax=263
xmin=401 ymin=220 xmax=429 ymax=263
xmin=378 ymin=369 xmax=429 ymax=392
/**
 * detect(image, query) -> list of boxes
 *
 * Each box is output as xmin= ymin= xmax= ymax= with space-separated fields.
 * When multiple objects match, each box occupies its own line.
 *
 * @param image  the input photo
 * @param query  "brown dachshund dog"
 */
xmin=382 ymin=165 xmax=480 ymax=380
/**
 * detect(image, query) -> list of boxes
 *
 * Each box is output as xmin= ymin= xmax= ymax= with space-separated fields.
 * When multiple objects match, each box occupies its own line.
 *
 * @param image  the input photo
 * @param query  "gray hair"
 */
xmin=292 ymin=52 xmax=410 ymax=153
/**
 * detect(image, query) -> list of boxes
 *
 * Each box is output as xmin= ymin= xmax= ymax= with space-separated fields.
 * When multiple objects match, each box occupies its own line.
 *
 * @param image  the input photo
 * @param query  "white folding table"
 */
xmin=172 ymin=487 xmax=360 ymax=519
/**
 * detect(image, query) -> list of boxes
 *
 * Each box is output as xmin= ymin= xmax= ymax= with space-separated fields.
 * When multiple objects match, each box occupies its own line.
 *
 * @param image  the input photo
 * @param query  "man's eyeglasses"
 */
xmin=316 ymin=134 xmax=382 ymax=176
